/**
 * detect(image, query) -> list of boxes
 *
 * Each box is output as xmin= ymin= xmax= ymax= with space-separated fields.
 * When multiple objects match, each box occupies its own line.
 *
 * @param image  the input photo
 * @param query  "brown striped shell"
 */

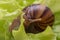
xmin=23 ymin=4 xmax=55 ymax=33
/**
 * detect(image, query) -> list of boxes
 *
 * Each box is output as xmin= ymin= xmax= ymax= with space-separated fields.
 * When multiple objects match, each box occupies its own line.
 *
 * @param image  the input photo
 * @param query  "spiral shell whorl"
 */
xmin=23 ymin=4 xmax=54 ymax=33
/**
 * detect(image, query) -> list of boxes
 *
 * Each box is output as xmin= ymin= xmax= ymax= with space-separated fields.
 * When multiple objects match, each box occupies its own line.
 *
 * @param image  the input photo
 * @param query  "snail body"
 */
xmin=9 ymin=15 xmax=20 ymax=32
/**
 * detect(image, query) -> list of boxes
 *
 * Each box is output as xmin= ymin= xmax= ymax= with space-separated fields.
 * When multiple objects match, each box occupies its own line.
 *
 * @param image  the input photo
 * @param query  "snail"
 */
xmin=9 ymin=4 xmax=55 ymax=34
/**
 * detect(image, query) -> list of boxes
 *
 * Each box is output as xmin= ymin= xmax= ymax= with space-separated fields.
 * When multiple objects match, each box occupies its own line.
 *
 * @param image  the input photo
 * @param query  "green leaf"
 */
xmin=26 ymin=0 xmax=35 ymax=5
xmin=15 ymin=0 xmax=24 ymax=6
xmin=0 ymin=0 xmax=19 ymax=12
xmin=40 ymin=0 xmax=60 ymax=13
xmin=12 ymin=25 xmax=56 ymax=40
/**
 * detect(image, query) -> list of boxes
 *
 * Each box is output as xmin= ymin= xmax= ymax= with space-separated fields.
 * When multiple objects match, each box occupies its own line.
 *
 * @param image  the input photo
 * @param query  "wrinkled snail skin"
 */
xmin=9 ymin=15 xmax=21 ymax=32
xmin=23 ymin=4 xmax=55 ymax=34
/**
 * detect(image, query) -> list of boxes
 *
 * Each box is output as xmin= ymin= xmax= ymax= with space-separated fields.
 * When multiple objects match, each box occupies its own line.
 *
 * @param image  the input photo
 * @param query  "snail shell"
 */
xmin=23 ymin=4 xmax=55 ymax=34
